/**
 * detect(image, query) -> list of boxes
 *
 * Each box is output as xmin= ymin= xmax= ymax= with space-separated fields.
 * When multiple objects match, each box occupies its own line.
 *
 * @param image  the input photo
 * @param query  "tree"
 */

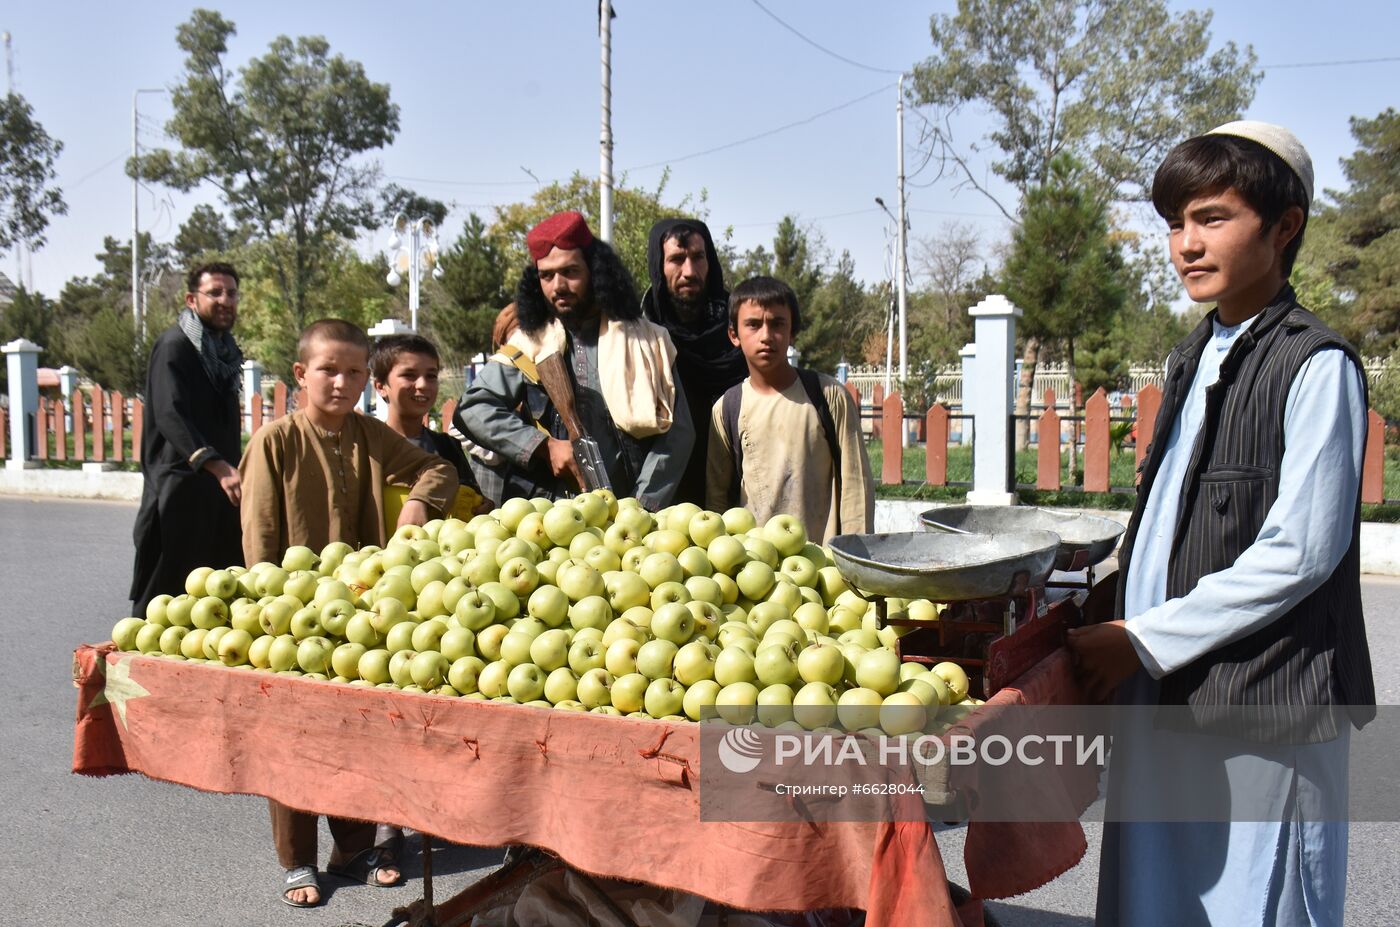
xmin=0 ymin=287 xmax=56 ymax=393
xmin=380 ymin=184 xmax=448 ymax=228
xmin=134 ymin=9 xmax=399 ymax=331
xmin=0 ymin=92 xmax=67 ymax=251
xmin=771 ymin=216 xmax=825 ymax=313
xmin=1002 ymin=157 xmax=1128 ymax=462
xmin=173 ymin=204 xmax=236 ymax=264
xmin=909 ymin=0 xmax=1259 ymax=215
xmin=431 ymin=212 xmax=510 ymax=366
xmin=801 ymin=251 xmax=878 ymax=372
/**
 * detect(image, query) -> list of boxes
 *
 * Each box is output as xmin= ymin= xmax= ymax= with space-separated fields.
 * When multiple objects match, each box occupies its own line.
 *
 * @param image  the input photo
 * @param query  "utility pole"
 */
xmin=132 ymin=88 xmax=164 ymax=341
xmin=598 ymin=0 xmax=615 ymax=243
xmin=5 ymin=32 xmax=23 ymax=289
xmin=896 ymin=74 xmax=909 ymax=388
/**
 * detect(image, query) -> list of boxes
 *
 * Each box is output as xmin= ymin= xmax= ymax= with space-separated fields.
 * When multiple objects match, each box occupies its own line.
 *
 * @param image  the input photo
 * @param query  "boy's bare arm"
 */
xmin=238 ymin=429 xmax=285 ymax=566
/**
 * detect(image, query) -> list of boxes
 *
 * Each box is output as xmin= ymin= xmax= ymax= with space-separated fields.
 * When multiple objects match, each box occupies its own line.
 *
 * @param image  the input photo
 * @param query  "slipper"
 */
xmin=327 ymin=846 xmax=403 ymax=888
xmin=281 ymin=865 xmax=323 ymax=908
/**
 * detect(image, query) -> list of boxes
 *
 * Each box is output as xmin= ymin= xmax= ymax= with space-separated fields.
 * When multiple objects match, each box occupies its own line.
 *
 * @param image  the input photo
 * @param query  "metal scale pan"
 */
xmin=919 ymin=505 xmax=1125 ymax=572
xmin=827 ymin=530 xmax=1061 ymax=602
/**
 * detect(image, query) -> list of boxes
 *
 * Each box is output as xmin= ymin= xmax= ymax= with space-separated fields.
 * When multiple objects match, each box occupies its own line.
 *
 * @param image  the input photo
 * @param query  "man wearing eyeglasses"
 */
xmin=130 ymin=262 xmax=247 ymax=613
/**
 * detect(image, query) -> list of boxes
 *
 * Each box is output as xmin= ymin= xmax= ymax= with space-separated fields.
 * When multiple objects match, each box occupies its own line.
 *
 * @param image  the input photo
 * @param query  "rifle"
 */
xmin=534 ymin=353 xmax=613 ymax=493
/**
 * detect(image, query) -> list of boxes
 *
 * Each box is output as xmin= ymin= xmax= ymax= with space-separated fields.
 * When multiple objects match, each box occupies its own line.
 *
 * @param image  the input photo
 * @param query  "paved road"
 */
xmin=4 ymin=496 xmax=1397 ymax=926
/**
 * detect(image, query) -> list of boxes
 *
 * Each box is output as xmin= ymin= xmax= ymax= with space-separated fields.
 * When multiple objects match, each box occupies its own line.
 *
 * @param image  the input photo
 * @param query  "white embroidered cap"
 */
xmin=1206 ymin=120 xmax=1314 ymax=203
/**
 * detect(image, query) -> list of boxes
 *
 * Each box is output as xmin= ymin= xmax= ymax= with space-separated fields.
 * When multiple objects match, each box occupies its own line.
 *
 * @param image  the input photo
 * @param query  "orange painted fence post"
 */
xmin=881 ymin=393 xmax=903 ymax=486
xmin=0 ymin=405 xmax=6 ymax=459
xmin=440 ymin=399 xmax=458 ymax=434
xmin=112 ymin=392 xmax=126 ymax=462
xmin=36 ymin=398 xmax=49 ymax=459
xmin=92 ymin=388 xmax=107 ymax=461
xmin=72 ymin=392 xmax=88 ymax=462
xmin=1037 ymin=388 xmax=1061 ymax=491
xmin=54 ymin=397 xmax=68 ymax=460
xmin=273 ymin=381 xmax=288 ymax=419
xmin=132 ymin=399 xmax=144 ymax=463
xmin=1361 ymin=409 xmax=1385 ymax=505
xmin=1134 ymin=383 xmax=1162 ymax=483
xmin=925 ymin=404 xmax=949 ymax=486
xmin=871 ymin=384 xmax=885 ymax=440
xmin=1083 ymin=388 xmax=1110 ymax=493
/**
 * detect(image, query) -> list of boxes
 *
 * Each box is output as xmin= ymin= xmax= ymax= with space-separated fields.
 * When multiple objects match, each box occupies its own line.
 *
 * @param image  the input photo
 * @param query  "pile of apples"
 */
xmin=111 ymin=494 xmax=982 ymax=735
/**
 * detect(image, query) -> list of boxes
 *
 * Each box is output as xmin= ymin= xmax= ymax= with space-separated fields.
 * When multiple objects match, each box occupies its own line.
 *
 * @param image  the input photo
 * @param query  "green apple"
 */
xmin=614 ymin=503 xmax=654 ymax=535
xmin=673 ymin=640 xmax=717 ymax=686
xmin=684 ymin=576 xmax=723 ymax=607
xmin=542 ymin=503 xmax=587 ymax=547
xmin=736 ymin=561 xmax=776 ymax=601
xmin=757 ymin=683 xmax=796 ymax=727
xmin=411 ymin=651 xmax=450 ymax=689
xmin=828 ymin=606 xmax=864 ymax=636
xmin=319 ymin=600 xmax=356 ymax=638
xmin=497 ymin=497 xmax=535 ymax=532
xmin=754 ymin=642 xmax=801 ymax=687
xmin=385 ymin=619 xmax=420 ymax=654
xmin=497 ymin=556 xmax=540 ymax=599
xmin=440 ymin=577 xmax=470 ymax=614
xmin=793 ymin=682 xmax=839 ymax=730
xmin=569 ymin=637 xmax=607 ymax=675
xmin=899 ymin=662 xmax=927 ymax=684
xmin=389 ymin=649 xmax=419 ymax=687
xmin=647 ymin=529 xmax=690 ymax=557
xmin=557 ymin=563 xmax=606 ymax=602
xmin=411 ymin=618 xmax=450 ymax=653
xmin=611 ymin=672 xmax=650 ymax=713
xmin=686 ymin=511 xmax=727 ymax=548
xmin=651 ymin=602 xmax=696 ymax=645
xmin=266 ymin=633 xmax=300 ymax=672
xmin=345 ymin=611 xmax=382 ymax=647
xmin=453 ymin=590 xmax=498 ymax=631
xmin=204 ymin=569 xmax=240 ymax=600
xmin=714 ymin=573 xmax=741 ymax=605
xmin=714 ymin=647 xmax=758 ymax=687
xmin=856 ymin=649 xmax=902 ymax=696
xmin=289 ymin=606 xmax=325 ymax=641
xmin=742 ymin=536 xmax=781 ymax=570
xmin=922 ymin=672 xmax=952 ymax=707
xmin=664 ymin=502 xmax=701 ymax=535
xmin=477 ymin=660 xmax=512 ymax=698
xmin=248 ymin=633 xmax=275 ymax=669
xmin=686 ymin=601 xmax=722 ymax=641
xmin=636 ymin=639 xmax=679 ymax=679
xmin=683 ymin=678 xmax=722 ymax=721
xmin=604 ymin=570 xmax=651 ymax=613
xmin=721 ymin=507 xmax=757 ymax=535
xmin=677 ymin=546 xmax=713 ymax=579
xmin=312 ymin=578 xmax=354 ymax=609
xmin=331 ymin=642 xmax=367 ymax=679
xmin=568 ymin=595 xmax=613 ymax=632
xmin=144 ymin=595 xmax=174 ymax=626
xmin=620 ymin=546 xmax=648 ymax=573
xmin=794 ymin=602 xmax=830 ymax=636
xmin=762 ymin=514 xmax=808 ymax=558
xmin=158 ymin=625 xmax=189 ymax=656
xmin=576 ymin=668 xmax=615 ymax=708
xmin=498 ymin=630 xmax=535 ymax=667
xmin=745 ymin=600 xmax=788 ymax=637
xmin=448 ymin=656 xmax=484 ymax=694
xmin=579 ymin=544 xmax=619 ymax=575
xmin=836 ymin=687 xmax=883 ymax=731
xmin=475 ymin=624 xmax=510 ymax=662
xmin=184 ymin=566 xmax=216 ymax=598
xmin=281 ymin=571 xmax=319 ymax=605
xmin=529 ymin=629 xmax=572 ymax=672
xmin=154 ymin=594 xmax=187 ymax=629
xmin=765 ymin=580 xmax=803 ymax=617
xmin=604 ymin=638 xmax=642 ymax=676
xmin=257 ymin=566 xmax=291 ymax=597
xmin=706 ymin=535 xmax=748 ymax=576
xmin=715 ymin=682 xmax=760 ymax=725
xmin=717 ymin=621 xmax=756 ymax=649
xmin=779 ymin=555 xmax=819 ymax=589
xmin=897 ymin=677 xmax=942 ymax=712
xmin=602 ymin=617 xmax=647 ymax=647
xmin=179 ymin=627 xmax=209 ymax=661
xmin=815 ymin=567 xmax=850 ymax=605
xmin=544 ymin=666 xmax=579 ymax=703
xmin=319 ymin=541 xmax=354 ymax=575
xmin=880 ymin=692 xmax=926 ymax=735
xmin=645 ymin=678 xmax=686 ymax=718
xmin=408 ymin=559 xmax=449 ymax=595
xmin=573 ymin=492 xmax=611 ymax=528
xmin=439 ymin=626 xmax=476 ymax=662
xmin=514 ymin=511 xmax=551 ymax=549
xmin=477 ymin=581 xmax=521 ymax=620
xmin=649 ymin=581 xmax=691 ymax=611
xmin=638 ymin=552 xmax=684 ymax=589
xmin=603 ymin=522 xmax=645 ymax=556
xmin=931 ymin=662 xmax=971 ymax=703
xmin=112 ymin=617 xmax=146 ymax=651
xmin=188 ymin=596 xmax=228 ymax=632
xmin=797 ymin=643 xmax=845 ymax=686
xmin=295 ymin=636 xmax=335 ymax=675
xmin=620 ymin=605 xmax=654 ymax=632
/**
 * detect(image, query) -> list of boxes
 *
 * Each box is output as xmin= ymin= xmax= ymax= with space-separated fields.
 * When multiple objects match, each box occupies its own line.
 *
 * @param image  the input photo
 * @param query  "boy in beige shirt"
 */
xmin=240 ymin=319 xmax=457 ymax=907
xmin=706 ymin=276 xmax=873 ymax=541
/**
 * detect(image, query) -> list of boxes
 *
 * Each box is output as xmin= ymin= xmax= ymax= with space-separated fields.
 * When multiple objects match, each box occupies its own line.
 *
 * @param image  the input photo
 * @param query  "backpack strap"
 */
xmin=721 ymin=382 xmax=745 ymax=508
xmin=796 ymin=368 xmax=844 ymax=534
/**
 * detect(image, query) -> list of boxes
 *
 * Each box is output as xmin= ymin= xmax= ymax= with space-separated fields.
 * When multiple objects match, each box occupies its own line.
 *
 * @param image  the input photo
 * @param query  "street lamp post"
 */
xmin=384 ymin=213 xmax=443 ymax=332
xmin=132 ymin=87 xmax=165 ymax=341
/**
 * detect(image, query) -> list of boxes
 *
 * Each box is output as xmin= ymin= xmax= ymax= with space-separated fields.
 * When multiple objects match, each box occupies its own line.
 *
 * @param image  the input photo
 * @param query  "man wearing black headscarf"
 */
xmin=641 ymin=218 xmax=748 ymax=507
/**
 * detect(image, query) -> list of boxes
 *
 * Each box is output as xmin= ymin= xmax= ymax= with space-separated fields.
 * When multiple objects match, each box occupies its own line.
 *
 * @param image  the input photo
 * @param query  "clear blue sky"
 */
xmin=4 ymin=1 xmax=1397 ymax=301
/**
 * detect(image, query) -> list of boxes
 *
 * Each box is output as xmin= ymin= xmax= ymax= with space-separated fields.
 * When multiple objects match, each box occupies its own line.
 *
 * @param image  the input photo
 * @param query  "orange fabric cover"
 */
xmin=956 ymin=648 xmax=1096 ymax=900
xmin=72 ymin=645 xmax=957 ymax=926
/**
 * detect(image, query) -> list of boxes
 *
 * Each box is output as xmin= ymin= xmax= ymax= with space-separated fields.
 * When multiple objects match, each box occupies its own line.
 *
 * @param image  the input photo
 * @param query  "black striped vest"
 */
xmin=1115 ymin=286 xmax=1376 ymax=741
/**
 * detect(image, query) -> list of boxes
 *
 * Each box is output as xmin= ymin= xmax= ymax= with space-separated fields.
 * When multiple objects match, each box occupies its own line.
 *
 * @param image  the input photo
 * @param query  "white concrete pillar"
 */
xmin=241 ymin=359 xmax=263 ymax=434
xmin=957 ymin=343 xmax=975 ymax=447
xmin=966 ymin=296 xmax=1021 ymax=506
xmin=3 ymin=339 xmax=43 ymax=470
xmin=836 ymin=360 xmax=849 ymax=384
xmin=57 ymin=365 xmax=79 ymax=433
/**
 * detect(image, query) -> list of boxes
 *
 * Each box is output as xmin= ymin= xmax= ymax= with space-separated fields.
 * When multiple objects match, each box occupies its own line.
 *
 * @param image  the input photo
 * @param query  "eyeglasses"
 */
xmin=196 ymin=288 xmax=239 ymax=300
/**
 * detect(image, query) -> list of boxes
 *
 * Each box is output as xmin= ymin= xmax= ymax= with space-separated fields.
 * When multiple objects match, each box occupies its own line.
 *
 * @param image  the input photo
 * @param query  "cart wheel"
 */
xmin=946 ymin=882 xmax=1001 ymax=927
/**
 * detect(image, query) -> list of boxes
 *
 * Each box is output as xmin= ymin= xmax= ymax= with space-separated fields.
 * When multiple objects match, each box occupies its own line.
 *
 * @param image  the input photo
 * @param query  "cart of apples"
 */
xmin=111 ymin=492 xmax=982 ymax=736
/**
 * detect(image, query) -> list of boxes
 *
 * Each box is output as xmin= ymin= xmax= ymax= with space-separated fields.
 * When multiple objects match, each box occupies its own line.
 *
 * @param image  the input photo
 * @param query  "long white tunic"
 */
xmin=1098 ymin=315 xmax=1368 ymax=926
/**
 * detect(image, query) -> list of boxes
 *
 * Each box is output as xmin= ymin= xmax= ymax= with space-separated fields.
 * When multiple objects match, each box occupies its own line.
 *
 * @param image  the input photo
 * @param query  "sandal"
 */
xmin=327 ymin=846 xmax=403 ymax=888
xmin=281 ymin=865 xmax=323 ymax=908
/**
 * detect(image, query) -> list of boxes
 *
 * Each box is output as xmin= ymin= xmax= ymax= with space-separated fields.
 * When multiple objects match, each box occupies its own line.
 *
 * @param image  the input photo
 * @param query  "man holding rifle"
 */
xmin=457 ymin=211 xmax=693 ymax=510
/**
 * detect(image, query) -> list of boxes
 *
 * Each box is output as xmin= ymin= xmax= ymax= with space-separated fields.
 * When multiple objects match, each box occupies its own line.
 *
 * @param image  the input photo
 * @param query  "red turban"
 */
xmin=526 ymin=211 xmax=594 ymax=261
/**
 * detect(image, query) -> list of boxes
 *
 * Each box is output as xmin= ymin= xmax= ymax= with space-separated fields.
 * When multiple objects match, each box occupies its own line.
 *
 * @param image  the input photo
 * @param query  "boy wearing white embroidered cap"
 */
xmin=1069 ymin=123 xmax=1373 ymax=925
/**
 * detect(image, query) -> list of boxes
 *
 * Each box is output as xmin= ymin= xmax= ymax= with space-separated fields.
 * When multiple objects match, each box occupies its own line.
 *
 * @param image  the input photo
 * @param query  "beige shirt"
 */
xmin=706 ymin=374 xmax=874 ymax=543
xmin=240 ymin=410 xmax=458 ymax=566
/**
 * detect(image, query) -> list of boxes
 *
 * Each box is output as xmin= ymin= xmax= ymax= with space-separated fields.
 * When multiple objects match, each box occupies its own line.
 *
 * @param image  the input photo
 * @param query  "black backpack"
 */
xmin=720 ymin=368 xmax=843 ymax=527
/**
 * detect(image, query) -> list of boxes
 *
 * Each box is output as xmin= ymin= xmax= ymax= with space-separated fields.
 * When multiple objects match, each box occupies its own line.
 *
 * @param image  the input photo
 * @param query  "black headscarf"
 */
xmin=641 ymin=218 xmax=749 ymax=506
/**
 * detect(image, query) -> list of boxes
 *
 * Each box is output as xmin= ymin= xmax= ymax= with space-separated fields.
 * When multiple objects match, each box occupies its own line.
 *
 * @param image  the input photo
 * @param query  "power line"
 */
xmin=1262 ymin=55 xmax=1400 ymax=70
xmin=748 ymin=0 xmax=904 ymax=76
xmin=729 ymin=207 xmax=883 ymax=229
xmin=628 ymin=83 xmax=893 ymax=171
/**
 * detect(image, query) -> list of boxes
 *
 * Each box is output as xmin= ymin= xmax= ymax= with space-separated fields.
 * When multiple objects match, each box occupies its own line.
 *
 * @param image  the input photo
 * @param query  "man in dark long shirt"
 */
xmin=130 ymin=262 xmax=245 ymax=613
xmin=641 ymin=218 xmax=748 ymax=507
